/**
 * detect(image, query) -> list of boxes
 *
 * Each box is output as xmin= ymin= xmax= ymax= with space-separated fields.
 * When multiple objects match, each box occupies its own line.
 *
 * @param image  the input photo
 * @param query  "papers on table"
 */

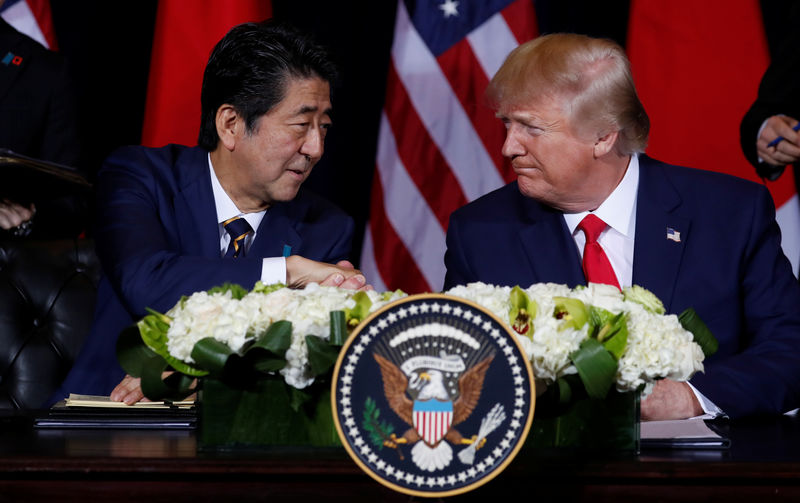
xmin=33 ymin=394 xmax=196 ymax=430
xmin=64 ymin=394 xmax=195 ymax=409
xmin=640 ymin=418 xmax=730 ymax=449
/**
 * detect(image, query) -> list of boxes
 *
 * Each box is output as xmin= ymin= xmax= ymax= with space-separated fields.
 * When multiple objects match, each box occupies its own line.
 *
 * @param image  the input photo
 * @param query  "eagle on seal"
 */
xmin=373 ymin=353 xmax=494 ymax=471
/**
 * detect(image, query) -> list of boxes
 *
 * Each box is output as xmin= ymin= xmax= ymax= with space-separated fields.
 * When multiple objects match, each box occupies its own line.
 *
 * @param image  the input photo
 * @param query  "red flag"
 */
xmin=141 ymin=0 xmax=272 ymax=148
xmin=360 ymin=0 xmax=538 ymax=293
xmin=628 ymin=0 xmax=799 ymax=275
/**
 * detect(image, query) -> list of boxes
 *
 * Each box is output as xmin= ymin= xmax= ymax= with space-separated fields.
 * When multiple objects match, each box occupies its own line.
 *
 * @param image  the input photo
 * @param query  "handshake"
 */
xmin=286 ymin=255 xmax=372 ymax=291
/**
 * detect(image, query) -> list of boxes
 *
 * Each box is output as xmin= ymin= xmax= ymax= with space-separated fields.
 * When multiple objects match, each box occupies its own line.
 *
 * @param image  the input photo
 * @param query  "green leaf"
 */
xmin=206 ymin=282 xmax=249 ymax=299
xmin=556 ymin=377 xmax=573 ymax=404
xmin=588 ymin=306 xmax=613 ymax=336
xmin=117 ymin=324 xmax=158 ymax=377
xmin=623 ymin=285 xmax=665 ymax=314
xmin=509 ymin=286 xmax=536 ymax=338
xmin=144 ymin=308 xmax=172 ymax=330
xmin=553 ymin=297 xmax=588 ymax=331
xmin=252 ymin=357 xmax=287 ymax=373
xmin=330 ymin=311 xmax=347 ymax=346
xmin=252 ymin=281 xmax=286 ymax=294
xmin=252 ymin=320 xmax=292 ymax=357
xmin=137 ymin=314 xmax=208 ymax=377
xmin=305 ymin=335 xmax=340 ymax=376
xmin=594 ymin=311 xmax=629 ymax=360
xmin=362 ymin=396 xmax=395 ymax=449
xmin=570 ymin=338 xmax=617 ymax=399
xmin=191 ymin=337 xmax=235 ymax=374
xmin=679 ymin=308 xmax=718 ymax=357
xmin=142 ymin=371 xmax=196 ymax=402
xmin=345 ymin=291 xmax=372 ymax=329
xmin=139 ymin=354 xmax=171 ymax=400
xmin=381 ymin=289 xmax=405 ymax=301
xmin=587 ymin=307 xmax=629 ymax=359
xmin=288 ymin=385 xmax=312 ymax=412
xmin=238 ymin=321 xmax=292 ymax=379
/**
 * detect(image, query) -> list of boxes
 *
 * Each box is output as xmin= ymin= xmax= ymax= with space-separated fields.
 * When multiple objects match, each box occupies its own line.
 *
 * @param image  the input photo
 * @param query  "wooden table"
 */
xmin=1 ymin=412 xmax=799 ymax=502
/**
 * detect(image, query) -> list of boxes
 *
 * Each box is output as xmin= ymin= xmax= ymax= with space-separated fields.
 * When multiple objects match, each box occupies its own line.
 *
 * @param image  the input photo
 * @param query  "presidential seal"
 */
xmin=331 ymin=294 xmax=535 ymax=498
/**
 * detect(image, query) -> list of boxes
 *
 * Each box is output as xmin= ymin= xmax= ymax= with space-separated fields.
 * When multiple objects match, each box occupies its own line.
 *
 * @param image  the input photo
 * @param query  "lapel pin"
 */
xmin=666 ymin=227 xmax=681 ymax=243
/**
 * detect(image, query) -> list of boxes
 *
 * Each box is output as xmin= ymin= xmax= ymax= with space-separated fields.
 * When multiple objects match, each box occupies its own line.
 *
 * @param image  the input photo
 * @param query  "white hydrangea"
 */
xmin=616 ymin=303 xmax=705 ymax=391
xmin=162 ymin=284 xmax=408 ymax=389
xmin=162 ymin=280 xmax=704 ymax=393
xmin=445 ymin=281 xmax=705 ymax=391
xmin=165 ymin=291 xmax=258 ymax=362
xmin=444 ymin=282 xmax=511 ymax=320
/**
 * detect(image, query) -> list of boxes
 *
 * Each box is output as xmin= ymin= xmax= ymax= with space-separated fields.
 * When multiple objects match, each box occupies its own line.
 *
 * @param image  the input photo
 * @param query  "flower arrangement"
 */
xmin=117 ymin=280 xmax=715 ymax=449
xmin=117 ymin=282 xmax=407 ymax=401
xmin=444 ymin=282 xmax=715 ymax=404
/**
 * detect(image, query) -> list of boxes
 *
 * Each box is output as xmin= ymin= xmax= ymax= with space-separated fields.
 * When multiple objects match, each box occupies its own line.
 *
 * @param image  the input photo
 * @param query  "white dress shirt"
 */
xmin=562 ymin=154 xmax=639 ymax=288
xmin=563 ymin=154 xmax=723 ymax=418
xmin=208 ymin=154 xmax=286 ymax=285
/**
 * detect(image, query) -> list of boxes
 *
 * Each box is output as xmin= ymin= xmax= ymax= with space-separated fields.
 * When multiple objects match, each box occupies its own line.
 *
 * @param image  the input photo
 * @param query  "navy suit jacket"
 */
xmin=52 ymin=145 xmax=354 ymax=400
xmin=444 ymin=155 xmax=800 ymax=418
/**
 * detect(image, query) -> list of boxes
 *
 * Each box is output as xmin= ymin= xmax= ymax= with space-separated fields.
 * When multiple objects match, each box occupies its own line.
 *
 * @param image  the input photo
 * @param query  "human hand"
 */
xmin=0 ymin=199 xmax=35 ymax=230
xmin=110 ymin=374 xmax=148 ymax=405
xmin=322 ymin=260 xmax=374 ymax=290
xmin=640 ymin=379 xmax=703 ymax=421
xmin=111 ymin=373 xmax=197 ymax=405
xmin=286 ymin=256 xmax=371 ymax=290
xmin=757 ymin=115 xmax=800 ymax=166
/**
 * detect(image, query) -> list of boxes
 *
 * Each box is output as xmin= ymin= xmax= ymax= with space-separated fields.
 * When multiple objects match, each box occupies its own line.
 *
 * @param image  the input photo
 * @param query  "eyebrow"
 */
xmin=294 ymin=105 xmax=333 ymax=118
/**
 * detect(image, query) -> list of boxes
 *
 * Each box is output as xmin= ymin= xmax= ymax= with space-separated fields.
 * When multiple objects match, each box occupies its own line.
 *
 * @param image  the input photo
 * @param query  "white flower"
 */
xmin=165 ymin=291 xmax=258 ymax=362
xmin=445 ymin=281 xmax=705 ymax=390
xmin=616 ymin=303 xmax=705 ymax=392
xmin=159 ymin=280 xmax=704 ymax=394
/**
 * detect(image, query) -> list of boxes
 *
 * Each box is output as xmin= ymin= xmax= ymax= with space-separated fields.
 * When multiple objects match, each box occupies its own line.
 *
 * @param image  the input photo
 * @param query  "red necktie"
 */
xmin=578 ymin=214 xmax=620 ymax=289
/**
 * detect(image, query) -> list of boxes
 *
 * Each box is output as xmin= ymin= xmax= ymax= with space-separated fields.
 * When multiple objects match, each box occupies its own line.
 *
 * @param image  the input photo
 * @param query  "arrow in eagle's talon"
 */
xmin=460 ymin=435 xmax=489 ymax=449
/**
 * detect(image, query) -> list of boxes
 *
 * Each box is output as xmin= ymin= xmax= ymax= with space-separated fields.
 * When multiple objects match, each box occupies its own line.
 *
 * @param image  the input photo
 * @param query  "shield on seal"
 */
xmin=413 ymin=399 xmax=453 ymax=446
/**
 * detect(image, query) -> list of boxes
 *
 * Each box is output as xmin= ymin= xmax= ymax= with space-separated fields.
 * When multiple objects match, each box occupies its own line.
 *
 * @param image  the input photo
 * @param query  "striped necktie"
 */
xmin=223 ymin=216 xmax=253 ymax=258
xmin=578 ymin=214 xmax=620 ymax=289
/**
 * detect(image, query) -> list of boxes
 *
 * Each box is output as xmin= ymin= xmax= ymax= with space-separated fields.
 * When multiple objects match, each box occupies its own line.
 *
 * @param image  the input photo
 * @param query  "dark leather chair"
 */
xmin=0 ymin=239 xmax=101 ymax=410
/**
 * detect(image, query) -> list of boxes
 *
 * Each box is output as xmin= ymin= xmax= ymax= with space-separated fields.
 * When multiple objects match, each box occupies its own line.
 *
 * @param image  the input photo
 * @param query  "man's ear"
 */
xmin=216 ymin=104 xmax=241 ymax=152
xmin=593 ymin=130 xmax=619 ymax=158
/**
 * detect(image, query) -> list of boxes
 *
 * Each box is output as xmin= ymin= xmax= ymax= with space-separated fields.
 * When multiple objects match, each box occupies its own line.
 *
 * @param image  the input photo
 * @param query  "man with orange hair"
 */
xmin=444 ymin=33 xmax=800 ymax=419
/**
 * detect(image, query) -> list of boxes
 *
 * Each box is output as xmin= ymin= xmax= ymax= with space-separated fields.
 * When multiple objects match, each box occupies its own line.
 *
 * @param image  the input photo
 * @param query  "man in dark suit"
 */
xmin=740 ymin=1 xmax=800 ymax=179
xmin=52 ymin=21 xmax=367 ymax=404
xmin=0 ymin=12 xmax=86 ymax=238
xmin=444 ymin=33 xmax=800 ymax=419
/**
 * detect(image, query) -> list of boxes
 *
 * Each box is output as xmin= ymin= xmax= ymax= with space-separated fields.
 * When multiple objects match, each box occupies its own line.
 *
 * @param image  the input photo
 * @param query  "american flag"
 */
xmin=360 ymin=0 xmax=538 ymax=293
xmin=0 ymin=0 xmax=57 ymax=50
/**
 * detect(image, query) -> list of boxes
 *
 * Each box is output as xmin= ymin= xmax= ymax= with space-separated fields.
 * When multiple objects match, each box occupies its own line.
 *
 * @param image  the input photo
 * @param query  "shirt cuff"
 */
xmin=687 ymin=382 xmax=726 ymax=420
xmin=260 ymin=256 xmax=287 ymax=285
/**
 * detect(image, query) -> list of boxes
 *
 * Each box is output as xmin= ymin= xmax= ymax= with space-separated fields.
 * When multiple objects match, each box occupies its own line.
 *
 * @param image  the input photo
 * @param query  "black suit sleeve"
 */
xmin=740 ymin=2 xmax=800 ymax=178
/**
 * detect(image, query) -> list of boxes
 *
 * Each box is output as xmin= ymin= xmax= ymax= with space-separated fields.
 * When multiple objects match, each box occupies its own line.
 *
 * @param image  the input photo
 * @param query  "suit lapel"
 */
xmin=172 ymin=147 xmax=220 ymax=258
xmin=0 ymin=21 xmax=28 ymax=103
xmin=518 ymin=196 xmax=585 ymax=287
xmin=249 ymin=199 xmax=303 ymax=258
xmin=632 ymin=156 xmax=691 ymax=311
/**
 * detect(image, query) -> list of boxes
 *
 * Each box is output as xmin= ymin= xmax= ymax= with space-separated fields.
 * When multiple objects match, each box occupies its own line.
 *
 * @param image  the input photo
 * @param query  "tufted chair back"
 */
xmin=0 ymin=239 xmax=101 ymax=410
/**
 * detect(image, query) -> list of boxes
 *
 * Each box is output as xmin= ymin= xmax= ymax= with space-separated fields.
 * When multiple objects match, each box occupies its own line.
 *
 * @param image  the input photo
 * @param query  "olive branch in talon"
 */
xmin=362 ymin=397 xmax=405 ymax=461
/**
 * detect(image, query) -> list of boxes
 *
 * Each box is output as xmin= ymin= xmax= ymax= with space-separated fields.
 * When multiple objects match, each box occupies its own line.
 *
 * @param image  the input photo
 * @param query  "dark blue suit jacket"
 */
xmin=52 ymin=145 xmax=354 ymax=400
xmin=444 ymin=155 xmax=800 ymax=418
